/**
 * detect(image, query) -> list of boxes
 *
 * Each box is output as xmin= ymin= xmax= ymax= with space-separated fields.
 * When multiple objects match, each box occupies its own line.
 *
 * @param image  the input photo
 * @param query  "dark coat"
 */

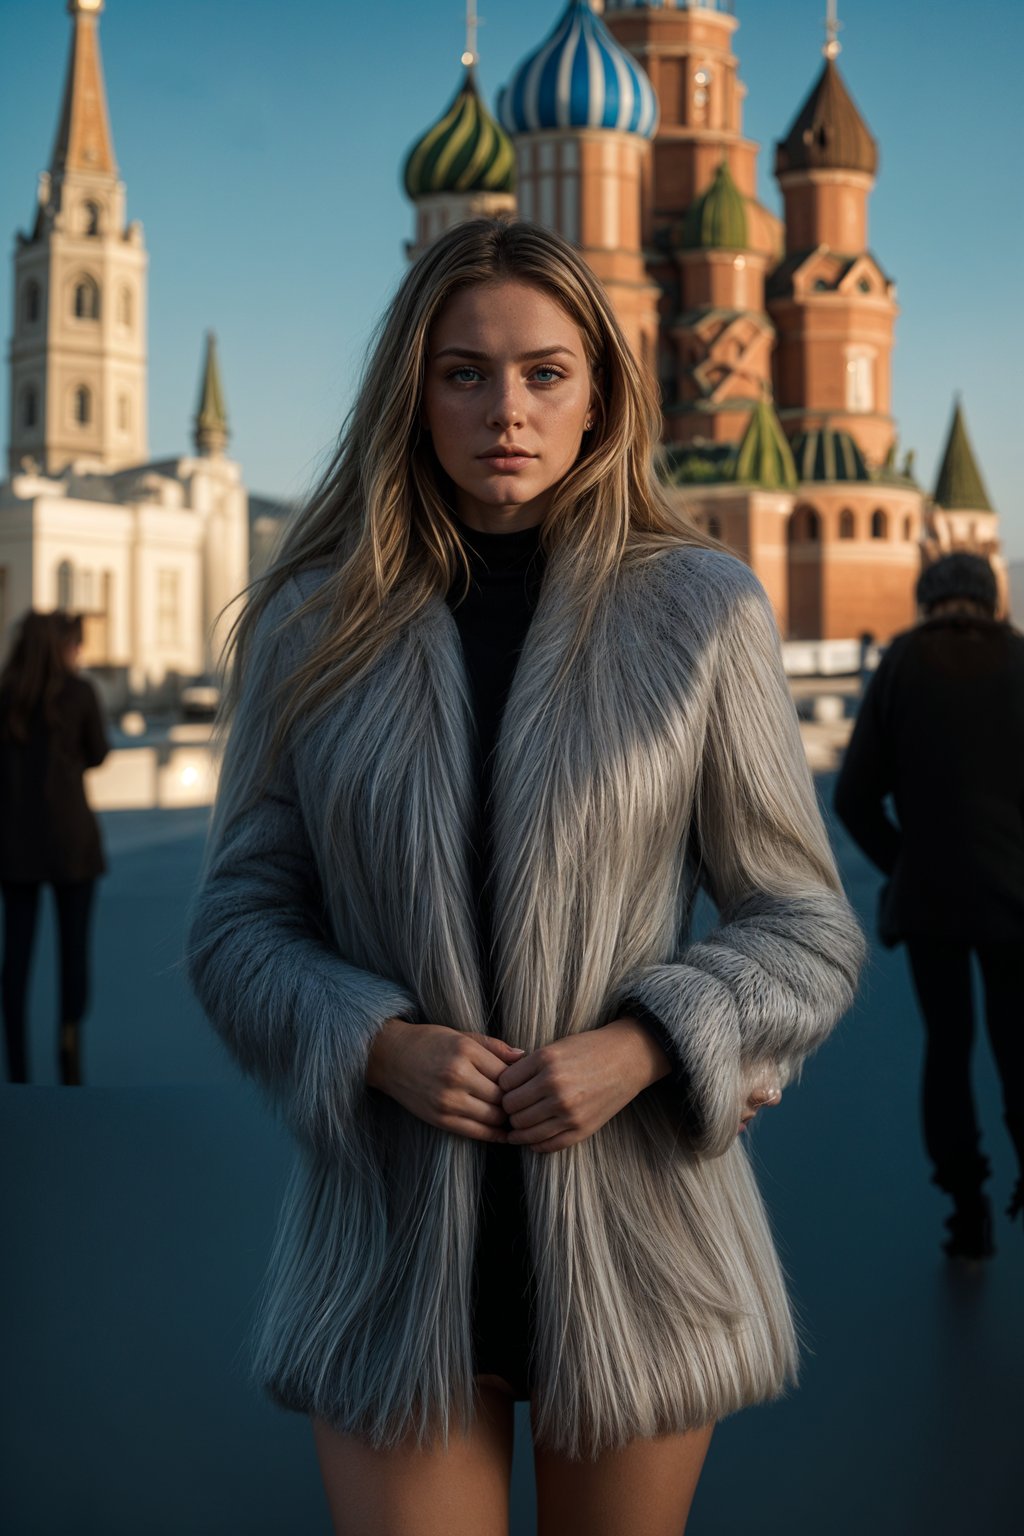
xmin=834 ymin=613 xmax=1024 ymax=946
xmin=0 ymin=673 xmax=110 ymax=883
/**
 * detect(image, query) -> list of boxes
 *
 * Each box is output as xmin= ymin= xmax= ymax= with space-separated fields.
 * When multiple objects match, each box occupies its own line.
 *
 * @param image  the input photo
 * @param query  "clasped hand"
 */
xmin=367 ymin=1018 xmax=782 ymax=1153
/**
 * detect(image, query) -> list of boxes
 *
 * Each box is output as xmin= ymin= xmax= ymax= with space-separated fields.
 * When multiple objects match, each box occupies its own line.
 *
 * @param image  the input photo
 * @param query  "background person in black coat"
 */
xmin=834 ymin=553 xmax=1024 ymax=1260
xmin=0 ymin=610 xmax=110 ymax=1085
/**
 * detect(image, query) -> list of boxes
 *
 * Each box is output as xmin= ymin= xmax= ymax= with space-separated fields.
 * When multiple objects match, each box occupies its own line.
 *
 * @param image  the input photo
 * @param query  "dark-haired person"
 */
xmin=835 ymin=552 xmax=1024 ymax=1259
xmin=0 ymin=609 xmax=109 ymax=1084
xmin=187 ymin=217 xmax=864 ymax=1536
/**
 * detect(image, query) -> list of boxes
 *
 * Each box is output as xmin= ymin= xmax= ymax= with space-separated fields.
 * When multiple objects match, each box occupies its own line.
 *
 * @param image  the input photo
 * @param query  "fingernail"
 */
xmin=509 ymin=1047 xmax=526 ymax=1056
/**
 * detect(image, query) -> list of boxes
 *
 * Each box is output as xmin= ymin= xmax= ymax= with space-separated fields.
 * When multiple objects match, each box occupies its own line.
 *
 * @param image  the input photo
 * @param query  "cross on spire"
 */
xmin=824 ymin=0 xmax=842 ymax=60
xmin=461 ymin=0 xmax=479 ymax=68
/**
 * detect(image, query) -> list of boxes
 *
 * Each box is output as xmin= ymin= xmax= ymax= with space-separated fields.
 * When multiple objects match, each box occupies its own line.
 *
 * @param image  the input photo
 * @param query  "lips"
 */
xmin=478 ymin=447 xmax=536 ymax=473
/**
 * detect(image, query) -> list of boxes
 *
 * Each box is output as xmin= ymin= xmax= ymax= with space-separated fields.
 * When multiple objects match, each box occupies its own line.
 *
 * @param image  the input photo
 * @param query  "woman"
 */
xmin=186 ymin=217 xmax=865 ymax=1535
xmin=0 ymin=609 xmax=109 ymax=1085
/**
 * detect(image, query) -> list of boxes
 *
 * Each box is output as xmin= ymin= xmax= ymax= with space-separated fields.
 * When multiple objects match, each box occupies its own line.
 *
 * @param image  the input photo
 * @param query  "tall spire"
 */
xmin=462 ymin=0 xmax=479 ymax=68
xmin=193 ymin=332 xmax=229 ymax=457
xmin=824 ymin=0 xmax=842 ymax=61
xmin=933 ymin=398 xmax=993 ymax=513
xmin=50 ymin=0 xmax=117 ymax=178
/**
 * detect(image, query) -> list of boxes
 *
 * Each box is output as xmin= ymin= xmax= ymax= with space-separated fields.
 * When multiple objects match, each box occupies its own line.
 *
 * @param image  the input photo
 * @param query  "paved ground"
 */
xmin=2 ymin=787 xmax=1021 ymax=1535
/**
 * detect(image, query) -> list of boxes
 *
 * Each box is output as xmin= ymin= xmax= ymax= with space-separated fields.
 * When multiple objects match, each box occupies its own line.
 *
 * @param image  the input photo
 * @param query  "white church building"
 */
xmin=1 ymin=0 xmax=267 ymax=708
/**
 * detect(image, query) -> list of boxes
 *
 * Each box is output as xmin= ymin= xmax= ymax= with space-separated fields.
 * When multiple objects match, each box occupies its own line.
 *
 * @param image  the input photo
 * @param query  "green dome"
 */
xmin=789 ymin=426 xmax=870 ymax=483
xmin=733 ymin=398 xmax=798 ymax=491
xmin=682 ymin=160 xmax=748 ymax=251
xmin=403 ymin=67 xmax=515 ymax=200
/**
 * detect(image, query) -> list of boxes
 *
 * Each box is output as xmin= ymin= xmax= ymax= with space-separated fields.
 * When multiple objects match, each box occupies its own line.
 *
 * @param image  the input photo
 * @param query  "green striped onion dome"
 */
xmin=789 ymin=426 xmax=870 ymax=482
xmin=403 ymin=67 xmax=515 ymax=199
xmin=682 ymin=160 xmax=748 ymax=251
xmin=733 ymin=398 xmax=797 ymax=491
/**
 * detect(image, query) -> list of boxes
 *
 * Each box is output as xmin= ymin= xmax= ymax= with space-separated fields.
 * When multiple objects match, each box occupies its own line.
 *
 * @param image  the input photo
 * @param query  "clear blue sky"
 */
xmin=2 ymin=1 xmax=1022 ymax=553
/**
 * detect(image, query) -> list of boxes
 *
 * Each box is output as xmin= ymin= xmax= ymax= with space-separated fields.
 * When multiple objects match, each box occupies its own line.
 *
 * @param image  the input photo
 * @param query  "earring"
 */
xmin=584 ymin=416 xmax=594 ymax=432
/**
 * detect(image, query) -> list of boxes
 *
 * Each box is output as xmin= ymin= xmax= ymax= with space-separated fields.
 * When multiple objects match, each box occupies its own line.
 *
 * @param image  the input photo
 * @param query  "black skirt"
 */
xmin=471 ymin=1142 xmax=537 ymax=1399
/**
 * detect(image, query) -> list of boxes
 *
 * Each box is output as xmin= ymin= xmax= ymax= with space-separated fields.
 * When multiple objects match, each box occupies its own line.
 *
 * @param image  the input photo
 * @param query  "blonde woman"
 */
xmin=186 ymin=217 xmax=864 ymax=1536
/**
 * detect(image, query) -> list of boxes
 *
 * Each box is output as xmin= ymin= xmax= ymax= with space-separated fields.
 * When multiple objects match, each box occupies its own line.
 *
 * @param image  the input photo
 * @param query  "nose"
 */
xmin=486 ymin=373 xmax=526 ymax=432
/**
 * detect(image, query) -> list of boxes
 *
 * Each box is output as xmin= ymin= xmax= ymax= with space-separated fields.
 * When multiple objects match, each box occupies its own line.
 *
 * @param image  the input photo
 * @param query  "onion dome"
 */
xmin=498 ymin=0 xmax=658 ymax=140
xmin=403 ymin=67 xmax=515 ymax=200
xmin=933 ymin=400 xmax=993 ymax=513
xmin=682 ymin=160 xmax=748 ymax=251
xmin=789 ymin=426 xmax=870 ymax=482
xmin=775 ymin=59 xmax=878 ymax=178
xmin=733 ymin=398 xmax=797 ymax=491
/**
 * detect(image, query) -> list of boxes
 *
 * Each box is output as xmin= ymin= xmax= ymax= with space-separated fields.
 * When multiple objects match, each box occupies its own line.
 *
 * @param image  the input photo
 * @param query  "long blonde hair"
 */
xmin=221 ymin=216 xmax=714 ymax=768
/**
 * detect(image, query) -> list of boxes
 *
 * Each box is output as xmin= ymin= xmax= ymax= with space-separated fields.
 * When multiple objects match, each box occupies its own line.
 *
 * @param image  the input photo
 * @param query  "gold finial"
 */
xmin=461 ymin=0 xmax=479 ymax=68
xmin=824 ymin=0 xmax=842 ymax=59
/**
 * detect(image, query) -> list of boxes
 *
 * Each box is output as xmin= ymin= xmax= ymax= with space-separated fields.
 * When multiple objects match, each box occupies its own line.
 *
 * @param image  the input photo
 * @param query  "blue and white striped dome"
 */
xmin=498 ymin=0 xmax=659 ymax=140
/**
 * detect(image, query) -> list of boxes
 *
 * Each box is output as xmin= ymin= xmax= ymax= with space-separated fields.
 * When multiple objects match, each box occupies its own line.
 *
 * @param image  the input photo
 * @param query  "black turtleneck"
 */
xmin=445 ymin=515 xmax=546 ymax=1017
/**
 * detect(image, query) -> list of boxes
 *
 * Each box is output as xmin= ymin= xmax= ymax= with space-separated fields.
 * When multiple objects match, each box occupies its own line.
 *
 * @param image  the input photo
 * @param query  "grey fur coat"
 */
xmin=185 ymin=542 xmax=865 ymax=1459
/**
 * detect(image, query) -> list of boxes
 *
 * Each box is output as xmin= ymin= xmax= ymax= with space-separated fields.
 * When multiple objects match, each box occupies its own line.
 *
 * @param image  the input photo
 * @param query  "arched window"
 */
xmin=74 ymin=385 xmax=92 ymax=426
xmin=813 ymin=278 xmax=830 ymax=292
xmin=857 ymin=277 xmax=872 ymax=293
xmin=118 ymin=393 xmax=131 ymax=431
xmin=871 ymin=508 xmax=888 ymax=540
xmin=56 ymin=560 xmax=74 ymax=609
xmin=23 ymin=281 xmax=41 ymax=325
xmin=21 ymin=386 xmax=38 ymax=429
xmin=789 ymin=504 xmax=821 ymax=542
xmin=839 ymin=507 xmax=856 ymax=539
xmin=73 ymin=278 xmax=100 ymax=321
xmin=80 ymin=569 xmax=95 ymax=608
xmin=903 ymin=514 xmax=913 ymax=541
xmin=83 ymin=201 xmax=101 ymax=236
xmin=118 ymin=286 xmax=132 ymax=327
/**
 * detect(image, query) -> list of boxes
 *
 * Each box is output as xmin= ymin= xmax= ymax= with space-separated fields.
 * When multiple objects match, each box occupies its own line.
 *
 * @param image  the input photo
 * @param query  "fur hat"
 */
xmin=915 ymin=553 xmax=997 ymax=616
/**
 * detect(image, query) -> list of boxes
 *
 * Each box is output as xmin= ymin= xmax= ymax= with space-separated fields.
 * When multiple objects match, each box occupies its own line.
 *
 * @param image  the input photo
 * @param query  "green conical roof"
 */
xmin=403 ymin=66 xmax=515 ymax=199
xmin=194 ymin=330 xmax=228 ymax=453
xmin=733 ymin=397 xmax=798 ymax=490
xmin=682 ymin=159 xmax=748 ymax=251
xmin=933 ymin=399 xmax=993 ymax=513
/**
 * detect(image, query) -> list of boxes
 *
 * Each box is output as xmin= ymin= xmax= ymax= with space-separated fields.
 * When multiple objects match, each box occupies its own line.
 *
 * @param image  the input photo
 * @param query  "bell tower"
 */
xmin=7 ymin=0 xmax=148 ymax=476
xmin=767 ymin=4 xmax=897 ymax=467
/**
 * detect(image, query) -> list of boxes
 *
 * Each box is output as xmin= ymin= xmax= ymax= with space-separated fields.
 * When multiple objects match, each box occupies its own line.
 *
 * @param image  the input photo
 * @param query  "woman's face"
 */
xmin=422 ymin=279 xmax=598 ymax=534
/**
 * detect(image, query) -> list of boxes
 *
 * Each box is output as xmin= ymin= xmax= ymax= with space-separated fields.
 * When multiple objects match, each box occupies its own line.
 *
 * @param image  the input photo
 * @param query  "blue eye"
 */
xmin=449 ymin=366 xmax=482 ymax=383
xmin=533 ymin=367 xmax=562 ymax=383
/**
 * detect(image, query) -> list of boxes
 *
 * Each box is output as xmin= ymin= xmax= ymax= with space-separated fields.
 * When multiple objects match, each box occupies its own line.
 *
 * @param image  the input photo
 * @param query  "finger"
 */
xmin=446 ymin=1092 xmax=510 ymax=1127
xmin=747 ymin=1085 xmax=782 ymax=1109
xmin=478 ymin=1036 xmax=527 ymax=1065
xmin=507 ymin=1115 xmax=567 ymax=1146
xmin=443 ymin=1114 xmax=510 ymax=1144
xmin=496 ymin=1052 xmax=545 ymax=1092
xmin=469 ymin=1042 xmax=524 ymax=1089
xmin=506 ymin=1095 xmax=561 ymax=1131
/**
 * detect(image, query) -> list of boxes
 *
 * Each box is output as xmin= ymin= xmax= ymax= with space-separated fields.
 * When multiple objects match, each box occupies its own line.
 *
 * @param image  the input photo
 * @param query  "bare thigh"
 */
xmin=532 ymin=1413 xmax=714 ymax=1536
xmin=311 ymin=1377 xmax=516 ymax=1536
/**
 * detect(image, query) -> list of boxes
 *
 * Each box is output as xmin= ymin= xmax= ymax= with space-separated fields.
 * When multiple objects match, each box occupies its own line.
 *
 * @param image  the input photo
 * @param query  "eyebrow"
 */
xmin=431 ymin=345 xmax=577 ymax=362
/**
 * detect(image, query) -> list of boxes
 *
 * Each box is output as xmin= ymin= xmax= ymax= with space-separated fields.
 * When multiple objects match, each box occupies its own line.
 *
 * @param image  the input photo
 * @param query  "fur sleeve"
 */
xmin=184 ymin=575 xmax=417 ymax=1160
xmin=617 ymin=552 xmax=866 ymax=1157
